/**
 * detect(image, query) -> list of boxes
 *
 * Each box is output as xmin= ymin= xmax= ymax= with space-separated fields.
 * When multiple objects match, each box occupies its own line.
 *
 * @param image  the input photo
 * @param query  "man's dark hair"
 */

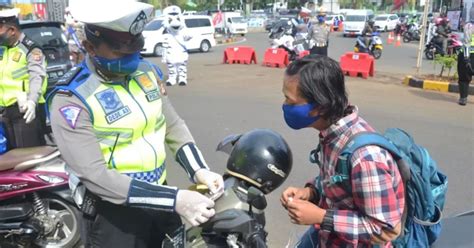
xmin=285 ymin=55 xmax=348 ymax=124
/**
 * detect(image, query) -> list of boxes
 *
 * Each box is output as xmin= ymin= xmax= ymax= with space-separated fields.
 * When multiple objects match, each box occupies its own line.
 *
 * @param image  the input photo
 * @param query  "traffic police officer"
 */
xmin=308 ymin=8 xmax=330 ymax=56
xmin=0 ymin=8 xmax=47 ymax=148
xmin=47 ymin=1 xmax=224 ymax=246
xmin=457 ymin=19 xmax=474 ymax=106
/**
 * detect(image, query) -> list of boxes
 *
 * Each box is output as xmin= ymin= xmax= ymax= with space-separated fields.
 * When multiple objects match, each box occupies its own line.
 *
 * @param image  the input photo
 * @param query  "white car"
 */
xmin=141 ymin=15 xmax=216 ymax=56
xmin=374 ymin=14 xmax=399 ymax=32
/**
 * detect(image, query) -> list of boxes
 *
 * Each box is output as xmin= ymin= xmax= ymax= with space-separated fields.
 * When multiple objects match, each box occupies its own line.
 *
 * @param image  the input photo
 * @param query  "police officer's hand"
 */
xmin=194 ymin=169 xmax=224 ymax=200
xmin=21 ymin=100 xmax=36 ymax=124
xmin=280 ymin=187 xmax=315 ymax=209
xmin=175 ymin=190 xmax=215 ymax=226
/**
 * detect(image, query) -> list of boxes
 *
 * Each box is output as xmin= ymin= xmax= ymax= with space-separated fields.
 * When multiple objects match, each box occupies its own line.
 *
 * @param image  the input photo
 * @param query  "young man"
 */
xmin=280 ymin=56 xmax=405 ymax=247
xmin=48 ymin=1 xmax=224 ymax=246
xmin=0 ymin=8 xmax=47 ymax=148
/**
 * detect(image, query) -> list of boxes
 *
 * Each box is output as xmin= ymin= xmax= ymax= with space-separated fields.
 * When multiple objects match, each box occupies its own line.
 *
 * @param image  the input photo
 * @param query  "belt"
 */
xmin=315 ymin=43 xmax=327 ymax=47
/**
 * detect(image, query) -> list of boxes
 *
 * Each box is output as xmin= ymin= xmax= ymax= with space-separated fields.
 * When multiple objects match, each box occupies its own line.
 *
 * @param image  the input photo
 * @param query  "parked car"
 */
xmin=343 ymin=9 xmax=375 ymax=37
xmin=20 ymin=21 xmax=73 ymax=93
xmin=141 ymin=15 xmax=216 ymax=57
xmin=374 ymin=14 xmax=399 ymax=32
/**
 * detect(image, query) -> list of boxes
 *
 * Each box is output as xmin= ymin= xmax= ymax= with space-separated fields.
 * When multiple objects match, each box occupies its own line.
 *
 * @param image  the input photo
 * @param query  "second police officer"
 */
xmin=47 ymin=1 xmax=224 ymax=246
xmin=308 ymin=8 xmax=330 ymax=56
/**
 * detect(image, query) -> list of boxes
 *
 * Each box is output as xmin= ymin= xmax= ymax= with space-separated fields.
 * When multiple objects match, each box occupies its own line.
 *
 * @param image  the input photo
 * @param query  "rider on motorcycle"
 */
xmin=434 ymin=17 xmax=452 ymax=55
xmin=270 ymin=21 xmax=297 ymax=60
xmin=360 ymin=19 xmax=375 ymax=50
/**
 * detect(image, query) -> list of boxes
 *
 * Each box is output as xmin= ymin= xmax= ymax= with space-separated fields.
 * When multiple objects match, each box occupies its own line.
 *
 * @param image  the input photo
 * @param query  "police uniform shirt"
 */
xmin=1 ymin=33 xmax=46 ymax=104
xmin=309 ymin=22 xmax=330 ymax=46
xmin=49 ymin=56 xmax=196 ymax=204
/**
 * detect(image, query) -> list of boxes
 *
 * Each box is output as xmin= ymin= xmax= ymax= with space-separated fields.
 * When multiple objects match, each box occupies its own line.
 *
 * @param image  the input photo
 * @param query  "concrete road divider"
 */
xmin=403 ymin=76 xmax=474 ymax=95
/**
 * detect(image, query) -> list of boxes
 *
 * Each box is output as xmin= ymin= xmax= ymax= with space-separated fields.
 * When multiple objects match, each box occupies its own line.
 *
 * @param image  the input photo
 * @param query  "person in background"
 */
xmin=457 ymin=18 xmax=474 ymax=106
xmin=0 ymin=8 xmax=47 ymax=149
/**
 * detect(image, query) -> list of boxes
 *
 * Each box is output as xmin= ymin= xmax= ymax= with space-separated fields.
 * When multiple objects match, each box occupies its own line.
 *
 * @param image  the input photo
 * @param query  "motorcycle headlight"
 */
xmin=37 ymin=175 xmax=65 ymax=184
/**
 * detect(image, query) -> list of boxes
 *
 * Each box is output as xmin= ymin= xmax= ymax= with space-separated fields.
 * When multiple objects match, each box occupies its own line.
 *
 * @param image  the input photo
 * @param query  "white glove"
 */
xmin=194 ymin=169 xmax=225 ymax=200
xmin=175 ymin=190 xmax=215 ymax=226
xmin=20 ymin=100 xmax=36 ymax=124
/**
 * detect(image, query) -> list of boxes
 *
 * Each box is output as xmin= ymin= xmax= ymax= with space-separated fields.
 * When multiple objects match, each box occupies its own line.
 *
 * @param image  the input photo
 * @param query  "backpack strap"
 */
xmin=333 ymin=131 xmax=403 ymax=191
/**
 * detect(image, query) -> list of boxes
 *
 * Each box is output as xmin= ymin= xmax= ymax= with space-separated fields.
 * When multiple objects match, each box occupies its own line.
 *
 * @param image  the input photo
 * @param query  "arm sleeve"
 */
xmin=321 ymin=146 xmax=404 ymax=244
xmin=26 ymin=48 xmax=47 ymax=103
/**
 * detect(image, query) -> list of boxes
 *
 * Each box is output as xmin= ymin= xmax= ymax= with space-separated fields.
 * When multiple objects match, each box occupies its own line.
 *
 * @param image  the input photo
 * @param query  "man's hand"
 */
xmin=21 ymin=100 xmax=36 ymax=124
xmin=280 ymin=186 xmax=314 ymax=208
xmin=194 ymin=169 xmax=224 ymax=200
xmin=286 ymin=199 xmax=326 ymax=225
xmin=175 ymin=190 xmax=216 ymax=227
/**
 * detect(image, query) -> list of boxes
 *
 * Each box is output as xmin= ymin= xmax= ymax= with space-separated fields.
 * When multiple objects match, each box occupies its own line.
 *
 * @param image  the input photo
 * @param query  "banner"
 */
xmin=392 ymin=0 xmax=407 ymax=11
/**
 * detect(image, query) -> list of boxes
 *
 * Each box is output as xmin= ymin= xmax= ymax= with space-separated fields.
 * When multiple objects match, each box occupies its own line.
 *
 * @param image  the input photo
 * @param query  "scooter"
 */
xmin=425 ymin=33 xmax=462 ymax=60
xmin=0 ymin=146 xmax=81 ymax=248
xmin=354 ymin=32 xmax=383 ymax=59
xmin=403 ymin=23 xmax=421 ymax=43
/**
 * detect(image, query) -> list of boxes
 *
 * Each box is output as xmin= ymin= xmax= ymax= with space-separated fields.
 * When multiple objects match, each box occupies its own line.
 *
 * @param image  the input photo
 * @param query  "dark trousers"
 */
xmin=310 ymin=46 xmax=328 ymax=56
xmin=0 ymin=103 xmax=45 ymax=149
xmin=457 ymin=52 xmax=473 ymax=99
xmin=82 ymin=199 xmax=182 ymax=248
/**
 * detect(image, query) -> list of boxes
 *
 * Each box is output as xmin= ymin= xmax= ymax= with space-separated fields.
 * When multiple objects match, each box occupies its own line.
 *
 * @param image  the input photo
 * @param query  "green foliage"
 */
xmin=433 ymin=54 xmax=457 ymax=78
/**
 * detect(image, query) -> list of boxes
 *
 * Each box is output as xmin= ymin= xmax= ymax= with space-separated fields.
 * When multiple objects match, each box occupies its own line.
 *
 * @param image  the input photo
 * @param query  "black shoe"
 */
xmin=178 ymin=81 xmax=187 ymax=86
xmin=166 ymin=82 xmax=172 ymax=86
xmin=458 ymin=98 xmax=467 ymax=106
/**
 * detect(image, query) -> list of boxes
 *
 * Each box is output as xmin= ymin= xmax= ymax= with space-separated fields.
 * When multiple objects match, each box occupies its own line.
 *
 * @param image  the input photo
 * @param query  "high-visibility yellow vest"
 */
xmin=470 ymin=34 xmax=474 ymax=53
xmin=0 ymin=42 xmax=47 ymax=107
xmin=49 ymin=61 xmax=167 ymax=184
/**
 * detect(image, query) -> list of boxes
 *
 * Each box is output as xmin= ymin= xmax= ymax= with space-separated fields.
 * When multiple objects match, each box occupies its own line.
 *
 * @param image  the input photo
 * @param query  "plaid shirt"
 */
xmin=312 ymin=106 xmax=405 ymax=247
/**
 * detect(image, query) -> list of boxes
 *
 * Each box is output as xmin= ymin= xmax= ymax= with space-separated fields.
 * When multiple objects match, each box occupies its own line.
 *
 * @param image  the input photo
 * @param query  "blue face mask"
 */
xmin=282 ymin=103 xmax=320 ymax=130
xmin=318 ymin=16 xmax=325 ymax=23
xmin=94 ymin=52 xmax=141 ymax=75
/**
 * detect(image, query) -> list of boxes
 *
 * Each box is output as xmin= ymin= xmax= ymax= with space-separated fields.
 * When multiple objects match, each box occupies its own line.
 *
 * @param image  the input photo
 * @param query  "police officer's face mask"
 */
xmin=93 ymin=51 xmax=141 ymax=75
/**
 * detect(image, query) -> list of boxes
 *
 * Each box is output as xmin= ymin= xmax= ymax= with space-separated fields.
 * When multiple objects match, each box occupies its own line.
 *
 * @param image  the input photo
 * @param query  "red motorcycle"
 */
xmin=425 ymin=33 xmax=462 ymax=60
xmin=0 ymin=146 xmax=81 ymax=247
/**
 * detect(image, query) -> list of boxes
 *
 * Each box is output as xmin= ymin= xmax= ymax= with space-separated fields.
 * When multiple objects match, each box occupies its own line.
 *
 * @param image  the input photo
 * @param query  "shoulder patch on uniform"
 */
xmin=56 ymin=67 xmax=83 ymax=86
xmin=30 ymin=49 xmax=43 ymax=62
xmin=21 ymin=36 xmax=36 ymax=50
xmin=60 ymin=105 xmax=82 ymax=129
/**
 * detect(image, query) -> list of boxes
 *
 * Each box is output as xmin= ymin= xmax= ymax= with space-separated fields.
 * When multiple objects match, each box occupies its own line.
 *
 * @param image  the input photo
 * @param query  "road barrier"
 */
xmin=262 ymin=48 xmax=289 ymax=68
xmin=223 ymin=46 xmax=257 ymax=64
xmin=339 ymin=52 xmax=375 ymax=79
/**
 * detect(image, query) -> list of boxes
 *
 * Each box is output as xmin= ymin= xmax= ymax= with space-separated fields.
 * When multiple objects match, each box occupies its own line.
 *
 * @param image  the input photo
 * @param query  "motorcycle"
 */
xmin=424 ymin=33 xmax=462 ymax=60
xmin=403 ymin=23 xmax=421 ymax=43
xmin=354 ymin=32 xmax=383 ymax=59
xmin=0 ymin=146 xmax=81 ymax=247
xmin=269 ymin=20 xmax=309 ymax=61
xmin=163 ymin=130 xmax=291 ymax=248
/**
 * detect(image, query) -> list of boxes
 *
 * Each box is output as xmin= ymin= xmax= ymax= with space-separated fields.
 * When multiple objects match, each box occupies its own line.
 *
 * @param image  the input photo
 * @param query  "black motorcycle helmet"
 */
xmin=226 ymin=129 xmax=293 ymax=194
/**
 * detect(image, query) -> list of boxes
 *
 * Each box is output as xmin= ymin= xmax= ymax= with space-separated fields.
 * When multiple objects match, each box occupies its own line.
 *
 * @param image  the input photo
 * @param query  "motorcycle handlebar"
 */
xmin=249 ymin=234 xmax=267 ymax=248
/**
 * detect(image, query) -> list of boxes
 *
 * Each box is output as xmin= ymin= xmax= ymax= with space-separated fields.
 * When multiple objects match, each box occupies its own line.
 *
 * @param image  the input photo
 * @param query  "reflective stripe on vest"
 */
xmin=57 ymin=62 xmax=167 ymax=184
xmin=0 ymin=44 xmax=47 ymax=107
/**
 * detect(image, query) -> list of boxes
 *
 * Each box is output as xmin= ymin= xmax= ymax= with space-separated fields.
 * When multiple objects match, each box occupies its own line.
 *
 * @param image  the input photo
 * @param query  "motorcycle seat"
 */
xmin=0 ymin=146 xmax=60 ymax=171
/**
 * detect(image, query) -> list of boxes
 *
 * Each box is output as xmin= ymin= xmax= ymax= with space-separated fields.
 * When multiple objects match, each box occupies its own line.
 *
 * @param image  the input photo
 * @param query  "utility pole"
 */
xmin=416 ymin=0 xmax=431 ymax=74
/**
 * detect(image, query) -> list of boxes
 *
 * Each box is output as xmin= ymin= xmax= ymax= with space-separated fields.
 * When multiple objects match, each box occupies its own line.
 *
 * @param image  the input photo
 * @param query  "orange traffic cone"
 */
xmin=395 ymin=34 xmax=401 ymax=47
xmin=387 ymin=31 xmax=394 ymax=44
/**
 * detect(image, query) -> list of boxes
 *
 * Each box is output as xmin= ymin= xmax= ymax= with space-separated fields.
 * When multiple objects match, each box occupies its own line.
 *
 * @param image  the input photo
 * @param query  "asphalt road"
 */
xmin=146 ymin=32 xmax=474 ymax=247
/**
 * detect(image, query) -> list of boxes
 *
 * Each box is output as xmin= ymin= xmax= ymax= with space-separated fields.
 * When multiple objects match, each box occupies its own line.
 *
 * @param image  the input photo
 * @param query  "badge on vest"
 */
xmin=12 ymin=51 xmax=22 ymax=62
xmin=135 ymin=73 xmax=160 ymax=102
xmin=95 ymin=88 xmax=131 ymax=124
